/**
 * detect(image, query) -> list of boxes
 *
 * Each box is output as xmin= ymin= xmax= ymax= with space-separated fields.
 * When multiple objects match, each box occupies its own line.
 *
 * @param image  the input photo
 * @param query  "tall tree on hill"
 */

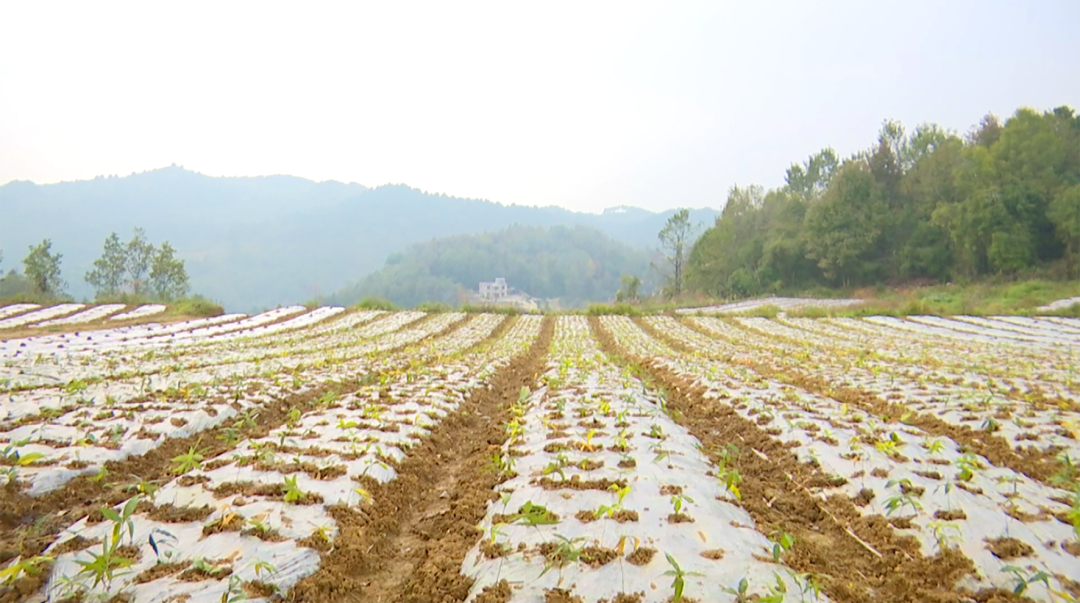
xmin=149 ymin=242 xmax=190 ymax=301
xmin=23 ymin=239 xmax=65 ymax=297
xmin=657 ymin=209 xmax=695 ymax=297
xmin=125 ymin=227 xmax=155 ymax=296
xmin=85 ymin=232 xmax=127 ymax=297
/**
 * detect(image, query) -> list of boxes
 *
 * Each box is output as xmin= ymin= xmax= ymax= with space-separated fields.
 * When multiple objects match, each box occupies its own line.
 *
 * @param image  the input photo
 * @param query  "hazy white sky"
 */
xmin=1 ymin=1 xmax=1077 ymax=213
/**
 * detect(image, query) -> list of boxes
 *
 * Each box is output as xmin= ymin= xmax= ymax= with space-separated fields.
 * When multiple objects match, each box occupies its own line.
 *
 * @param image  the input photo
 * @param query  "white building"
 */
xmin=478 ymin=277 xmax=509 ymax=301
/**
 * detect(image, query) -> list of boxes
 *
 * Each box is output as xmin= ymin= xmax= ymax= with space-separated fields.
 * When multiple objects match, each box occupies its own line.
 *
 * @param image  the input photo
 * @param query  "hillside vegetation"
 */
xmin=0 ymin=168 xmax=717 ymax=311
xmin=326 ymin=224 xmax=652 ymax=308
xmin=687 ymin=106 xmax=1080 ymax=298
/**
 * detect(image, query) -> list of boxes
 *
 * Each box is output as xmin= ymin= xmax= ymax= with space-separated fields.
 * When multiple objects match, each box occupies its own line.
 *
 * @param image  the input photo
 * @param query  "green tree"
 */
xmin=149 ymin=242 xmax=190 ymax=301
xmin=1048 ymin=183 xmax=1080 ymax=274
xmin=125 ymin=227 xmax=155 ymax=296
xmin=803 ymin=162 xmax=887 ymax=286
xmin=23 ymin=239 xmax=66 ymax=297
xmin=657 ymin=209 xmax=695 ymax=297
xmin=615 ymin=274 xmax=641 ymax=302
xmin=85 ymin=232 xmax=128 ymax=298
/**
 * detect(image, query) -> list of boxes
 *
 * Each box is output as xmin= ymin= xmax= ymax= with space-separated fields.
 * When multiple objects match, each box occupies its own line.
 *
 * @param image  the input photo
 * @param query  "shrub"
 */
xmin=355 ymin=296 xmax=396 ymax=311
xmin=168 ymin=296 xmax=224 ymax=317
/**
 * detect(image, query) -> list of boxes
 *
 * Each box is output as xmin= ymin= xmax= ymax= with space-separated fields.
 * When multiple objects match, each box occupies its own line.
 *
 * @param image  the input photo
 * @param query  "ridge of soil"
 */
xmin=286 ymin=316 xmax=554 ymax=603
xmin=594 ymin=316 xmax=1002 ymax=603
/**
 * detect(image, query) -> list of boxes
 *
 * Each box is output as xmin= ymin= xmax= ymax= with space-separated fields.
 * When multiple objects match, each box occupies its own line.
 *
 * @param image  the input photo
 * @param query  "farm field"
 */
xmin=0 ymin=304 xmax=1078 ymax=603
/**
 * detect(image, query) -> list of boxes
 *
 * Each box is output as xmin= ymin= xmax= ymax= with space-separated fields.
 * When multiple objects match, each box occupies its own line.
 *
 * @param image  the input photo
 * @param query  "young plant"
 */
xmin=506 ymin=501 xmax=560 ymax=527
xmin=769 ymin=530 xmax=795 ymax=563
xmin=74 ymin=536 xmax=135 ymax=589
xmin=0 ymin=555 xmax=52 ymax=586
xmin=539 ymin=534 xmax=585 ymax=577
xmin=595 ymin=484 xmax=631 ymax=519
xmin=927 ymin=520 xmax=962 ymax=552
xmin=670 ymin=492 xmax=695 ymax=516
xmin=100 ymin=495 xmax=141 ymax=546
xmin=282 ymin=475 xmax=307 ymax=503
xmin=663 ymin=553 xmax=703 ymax=602
xmin=171 ymin=441 xmax=206 ymax=475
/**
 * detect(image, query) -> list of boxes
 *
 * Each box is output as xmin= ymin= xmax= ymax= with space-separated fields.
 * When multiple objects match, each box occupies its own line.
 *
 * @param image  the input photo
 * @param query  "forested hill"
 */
xmin=687 ymin=106 xmax=1080 ymax=297
xmin=326 ymin=224 xmax=653 ymax=308
xmin=0 ymin=167 xmax=717 ymax=311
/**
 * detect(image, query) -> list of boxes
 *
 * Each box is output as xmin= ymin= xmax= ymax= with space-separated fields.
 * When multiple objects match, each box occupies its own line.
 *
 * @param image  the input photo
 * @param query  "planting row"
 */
xmin=604 ymin=315 xmax=1079 ymax=601
xmin=463 ymin=316 xmax=824 ymax=603
xmin=15 ymin=315 xmax=541 ymax=603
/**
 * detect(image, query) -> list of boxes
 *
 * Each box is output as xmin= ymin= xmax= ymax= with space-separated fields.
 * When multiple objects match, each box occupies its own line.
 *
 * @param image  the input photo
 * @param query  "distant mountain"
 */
xmin=327 ymin=224 xmax=655 ymax=308
xmin=0 ymin=167 xmax=719 ymax=311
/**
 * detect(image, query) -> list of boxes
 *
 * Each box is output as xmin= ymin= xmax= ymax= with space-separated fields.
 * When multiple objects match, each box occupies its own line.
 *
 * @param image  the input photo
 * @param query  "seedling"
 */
xmin=769 ymin=530 xmax=795 ymax=563
xmin=539 ymin=534 xmax=585 ymax=577
xmin=1001 ymin=565 xmax=1050 ymax=596
xmin=74 ymin=536 xmax=134 ymax=589
xmin=506 ymin=501 xmax=560 ymax=526
xmin=148 ymin=527 xmax=178 ymax=562
xmin=0 ymin=555 xmax=52 ymax=585
xmin=171 ymin=441 xmax=206 ymax=475
xmin=252 ymin=559 xmax=277 ymax=579
xmin=101 ymin=495 xmax=141 ymax=546
xmin=662 ymin=553 xmax=703 ymax=602
xmin=282 ymin=475 xmax=307 ymax=503
xmin=670 ymin=492 xmax=694 ymax=515
xmin=595 ymin=484 xmax=631 ymax=519
xmin=955 ymin=453 xmax=980 ymax=482
xmin=927 ymin=520 xmax=962 ymax=552
xmin=353 ymin=486 xmax=374 ymax=505
xmin=649 ymin=424 xmax=665 ymax=439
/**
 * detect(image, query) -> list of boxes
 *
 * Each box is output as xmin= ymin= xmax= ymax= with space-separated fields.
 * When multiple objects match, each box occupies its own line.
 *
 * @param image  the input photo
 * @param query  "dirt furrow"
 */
xmin=287 ymin=316 xmax=554 ymax=603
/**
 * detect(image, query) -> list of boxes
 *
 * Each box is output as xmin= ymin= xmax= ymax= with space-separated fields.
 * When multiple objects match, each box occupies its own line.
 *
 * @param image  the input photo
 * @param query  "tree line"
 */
xmin=0 ymin=228 xmax=190 ymax=301
xmin=682 ymin=106 xmax=1079 ymax=298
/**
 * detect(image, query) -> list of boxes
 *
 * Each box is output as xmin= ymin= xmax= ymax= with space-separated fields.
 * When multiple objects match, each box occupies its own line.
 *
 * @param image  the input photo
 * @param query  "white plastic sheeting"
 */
xmin=30 ymin=314 xmax=542 ymax=603
xmin=35 ymin=304 xmax=128 ymax=327
xmin=606 ymin=315 xmax=1080 ymax=600
xmin=0 ymin=304 xmax=85 ymax=329
xmin=110 ymin=304 xmax=168 ymax=321
xmin=464 ymin=317 xmax=824 ymax=603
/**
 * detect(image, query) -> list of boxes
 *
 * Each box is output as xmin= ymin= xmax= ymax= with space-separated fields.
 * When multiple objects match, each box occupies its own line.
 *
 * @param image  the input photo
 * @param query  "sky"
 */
xmin=1 ymin=1 xmax=1077 ymax=213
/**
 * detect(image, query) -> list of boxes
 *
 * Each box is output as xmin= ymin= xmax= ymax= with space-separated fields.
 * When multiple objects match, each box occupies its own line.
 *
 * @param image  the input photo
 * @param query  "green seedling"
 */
xmin=542 ymin=461 xmax=566 ymax=482
xmin=927 ymin=520 xmax=962 ymax=552
xmin=670 ymin=492 xmax=694 ymax=515
xmin=506 ymin=501 xmax=560 ymax=526
xmin=282 ymin=475 xmax=306 ymax=503
xmin=955 ymin=453 xmax=980 ymax=482
xmin=100 ymin=495 xmax=141 ymax=546
xmin=758 ymin=572 xmax=789 ymax=603
xmin=217 ymin=427 xmax=242 ymax=447
xmin=74 ymin=537 xmax=134 ymax=589
xmin=1001 ymin=564 xmax=1050 ymax=595
xmin=171 ymin=441 xmax=205 ymax=475
xmin=924 ymin=439 xmax=945 ymax=456
xmin=663 ymin=553 xmax=703 ymax=602
xmin=649 ymin=424 xmax=665 ymax=439
xmin=148 ymin=527 xmax=178 ymax=562
xmin=769 ymin=530 xmax=795 ymax=563
xmin=0 ymin=555 xmax=52 ymax=585
xmin=222 ymin=574 xmax=247 ymax=603
xmin=539 ymin=534 xmax=585 ymax=577
xmin=595 ymin=484 xmax=632 ymax=519
xmin=252 ymin=559 xmax=277 ymax=579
